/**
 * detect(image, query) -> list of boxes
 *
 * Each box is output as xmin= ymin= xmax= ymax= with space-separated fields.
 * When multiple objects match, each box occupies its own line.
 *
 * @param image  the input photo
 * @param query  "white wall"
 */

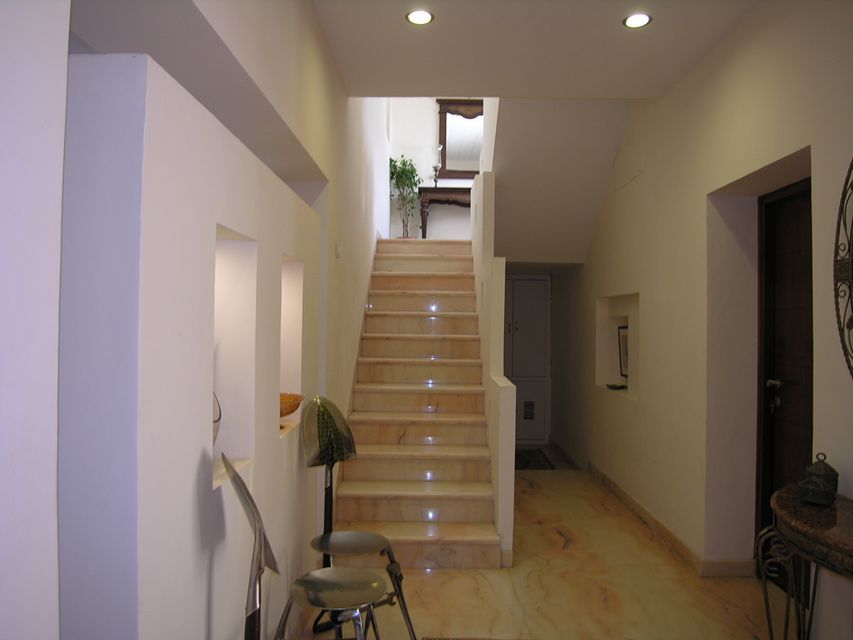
xmin=0 ymin=3 xmax=69 ymax=638
xmin=471 ymin=172 xmax=516 ymax=565
xmin=575 ymin=1 xmax=853 ymax=633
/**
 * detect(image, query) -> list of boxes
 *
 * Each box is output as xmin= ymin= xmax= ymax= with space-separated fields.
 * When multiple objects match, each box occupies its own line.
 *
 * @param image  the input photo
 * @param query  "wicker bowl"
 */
xmin=280 ymin=393 xmax=304 ymax=418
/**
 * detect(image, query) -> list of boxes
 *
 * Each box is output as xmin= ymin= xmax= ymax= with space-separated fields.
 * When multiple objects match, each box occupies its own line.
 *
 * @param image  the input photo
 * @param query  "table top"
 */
xmin=771 ymin=483 xmax=853 ymax=578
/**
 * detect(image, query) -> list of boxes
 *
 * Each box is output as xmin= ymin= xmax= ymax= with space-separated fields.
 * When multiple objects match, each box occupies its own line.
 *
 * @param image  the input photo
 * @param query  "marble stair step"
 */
xmin=343 ymin=444 xmax=490 ymax=482
xmin=332 ymin=521 xmax=501 ymax=569
xmin=374 ymin=253 xmax=473 ymax=273
xmin=352 ymin=382 xmax=485 ymax=413
xmin=349 ymin=411 xmax=487 ymax=446
xmin=360 ymin=333 xmax=480 ymax=358
xmin=370 ymin=272 xmax=474 ymax=292
xmin=357 ymin=357 xmax=482 ymax=384
xmin=367 ymin=290 xmax=476 ymax=312
xmin=376 ymin=239 xmax=472 ymax=256
xmin=336 ymin=480 xmax=495 ymax=523
xmin=363 ymin=311 xmax=478 ymax=335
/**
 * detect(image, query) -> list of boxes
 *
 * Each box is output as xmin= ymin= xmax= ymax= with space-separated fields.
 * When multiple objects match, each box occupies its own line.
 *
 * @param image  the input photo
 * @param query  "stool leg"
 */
xmin=273 ymin=597 xmax=293 ymax=640
xmin=351 ymin=609 xmax=366 ymax=640
xmin=368 ymin=604 xmax=382 ymax=640
xmin=384 ymin=549 xmax=417 ymax=640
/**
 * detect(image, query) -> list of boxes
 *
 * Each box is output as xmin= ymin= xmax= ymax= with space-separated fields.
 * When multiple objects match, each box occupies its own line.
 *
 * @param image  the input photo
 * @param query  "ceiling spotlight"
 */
xmin=406 ymin=9 xmax=434 ymax=25
xmin=623 ymin=13 xmax=652 ymax=29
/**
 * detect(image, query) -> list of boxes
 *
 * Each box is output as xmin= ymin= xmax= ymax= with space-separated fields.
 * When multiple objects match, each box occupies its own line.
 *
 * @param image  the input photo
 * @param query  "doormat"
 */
xmin=515 ymin=448 xmax=555 ymax=470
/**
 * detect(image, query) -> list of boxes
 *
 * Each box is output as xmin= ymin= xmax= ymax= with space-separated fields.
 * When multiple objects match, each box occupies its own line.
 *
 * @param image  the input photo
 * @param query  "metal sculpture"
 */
xmin=222 ymin=453 xmax=279 ymax=640
xmin=834 ymin=157 xmax=853 ymax=379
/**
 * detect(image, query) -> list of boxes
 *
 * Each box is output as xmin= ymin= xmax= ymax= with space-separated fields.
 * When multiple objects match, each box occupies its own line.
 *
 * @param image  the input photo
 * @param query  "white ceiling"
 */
xmin=314 ymin=0 xmax=760 ymax=262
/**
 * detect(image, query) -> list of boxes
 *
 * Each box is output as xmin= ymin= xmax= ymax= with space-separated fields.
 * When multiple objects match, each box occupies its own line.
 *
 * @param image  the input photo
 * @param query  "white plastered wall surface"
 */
xmin=575 ymin=1 xmax=853 ymax=635
xmin=54 ymin=2 xmax=388 ymax=640
xmin=0 ymin=2 xmax=70 ymax=638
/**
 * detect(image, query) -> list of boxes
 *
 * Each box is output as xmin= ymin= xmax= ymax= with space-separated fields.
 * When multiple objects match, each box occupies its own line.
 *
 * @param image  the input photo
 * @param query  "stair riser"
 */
xmin=357 ymin=362 xmax=482 ymax=384
xmin=336 ymin=497 xmax=494 ymax=523
xmin=364 ymin=315 xmax=478 ymax=335
xmin=333 ymin=542 xmax=501 ymax=569
xmin=370 ymin=274 xmax=474 ymax=292
xmin=367 ymin=292 xmax=476 ymax=312
xmin=342 ymin=458 xmax=490 ymax=482
xmin=374 ymin=256 xmax=473 ymax=273
xmin=377 ymin=240 xmax=471 ymax=256
xmin=350 ymin=423 xmax=487 ymax=446
xmin=361 ymin=338 xmax=480 ymax=359
xmin=352 ymin=391 xmax=484 ymax=413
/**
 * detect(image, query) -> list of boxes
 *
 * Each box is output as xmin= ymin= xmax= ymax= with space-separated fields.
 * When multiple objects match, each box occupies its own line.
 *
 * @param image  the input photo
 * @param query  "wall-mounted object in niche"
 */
xmin=213 ymin=393 xmax=222 ymax=443
xmin=280 ymin=392 xmax=303 ymax=418
xmin=833 ymin=156 xmax=852 ymax=379
xmin=618 ymin=325 xmax=629 ymax=378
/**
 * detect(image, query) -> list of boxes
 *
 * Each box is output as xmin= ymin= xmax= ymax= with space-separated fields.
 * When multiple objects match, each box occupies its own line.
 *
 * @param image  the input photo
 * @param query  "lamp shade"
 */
xmin=301 ymin=395 xmax=356 ymax=468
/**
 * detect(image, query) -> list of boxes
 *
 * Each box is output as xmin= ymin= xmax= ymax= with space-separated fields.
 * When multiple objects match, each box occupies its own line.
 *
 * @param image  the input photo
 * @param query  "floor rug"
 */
xmin=514 ymin=448 xmax=555 ymax=470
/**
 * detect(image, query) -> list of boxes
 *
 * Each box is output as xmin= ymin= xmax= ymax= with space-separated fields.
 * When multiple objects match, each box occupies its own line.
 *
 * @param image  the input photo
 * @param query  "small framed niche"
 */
xmin=213 ymin=224 xmax=258 ymax=488
xmin=279 ymin=257 xmax=304 ymax=436
xmin=596 ymin=292 xmax=639 ymax=397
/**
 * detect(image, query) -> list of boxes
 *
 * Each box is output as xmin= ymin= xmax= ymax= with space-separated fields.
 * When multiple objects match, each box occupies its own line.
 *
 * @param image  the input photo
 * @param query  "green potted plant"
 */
xmin=390 ymin=156 xmax=420 ymax=238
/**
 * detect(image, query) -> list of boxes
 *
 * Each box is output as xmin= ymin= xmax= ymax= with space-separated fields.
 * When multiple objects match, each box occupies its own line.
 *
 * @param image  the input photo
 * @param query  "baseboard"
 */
xmin=588 ymin=463 xmax=703 ymax=575
xmin=700 ymin=559 xmax=755 ymax=578
xmin=501 ymin=549 xmax=513 ymax=568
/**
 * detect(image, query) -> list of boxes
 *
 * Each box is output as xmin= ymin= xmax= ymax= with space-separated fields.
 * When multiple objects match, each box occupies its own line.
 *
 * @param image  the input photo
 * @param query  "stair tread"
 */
xmin=337 ymin=480 xmax=494 ymax=498
xmin=355 ymin=444 xmax=490 ymax=459
xmin=375 ymin=253 xmax=474 ymax=260
xmin=349 ymin=411 xmax=486 ymax=424
xmin=358 ymin=357 xmax=482 ymax=366
xmin=364 ymin=310 xmax=477 ymax=318
xmin=369 ymin=290 xmax=474 ymax=296
xmin=353 ymin=382 xmax=484 ymax=393
xmin=373 ymin=271 xmax=473 ymax=277
xmin=362 ymin=333 xmax=479 ymax=340
xmin=334 ymin=521 xmax=499 ymax=543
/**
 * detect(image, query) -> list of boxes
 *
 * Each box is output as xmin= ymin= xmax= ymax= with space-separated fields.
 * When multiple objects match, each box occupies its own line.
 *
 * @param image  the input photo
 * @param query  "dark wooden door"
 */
xmin=756 ymin=178 xmax=813 ymax=533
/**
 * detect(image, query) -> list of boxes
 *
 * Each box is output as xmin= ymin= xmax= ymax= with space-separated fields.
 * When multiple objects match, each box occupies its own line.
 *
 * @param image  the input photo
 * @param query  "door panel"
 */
xmin=511 ymin=279 xmax=548 ymax=377
xmin=757 ymin=179 xmax=813 ymax=533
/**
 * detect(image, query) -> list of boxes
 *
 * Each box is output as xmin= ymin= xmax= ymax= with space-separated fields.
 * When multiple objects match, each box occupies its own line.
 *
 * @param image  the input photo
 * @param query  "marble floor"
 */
xmin=296 ymin=469 xmax=787 ymax=639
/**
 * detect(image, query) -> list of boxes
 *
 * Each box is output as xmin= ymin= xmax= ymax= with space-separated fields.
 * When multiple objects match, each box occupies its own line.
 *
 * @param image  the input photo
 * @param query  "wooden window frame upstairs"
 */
xmin=437 ymin=99 xmax=484 ymax=179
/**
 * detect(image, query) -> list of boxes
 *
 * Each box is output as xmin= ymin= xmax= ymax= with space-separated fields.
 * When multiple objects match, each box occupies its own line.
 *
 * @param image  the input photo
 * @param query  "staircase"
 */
xmin=336 ymin=238 xmax=501 ymax=569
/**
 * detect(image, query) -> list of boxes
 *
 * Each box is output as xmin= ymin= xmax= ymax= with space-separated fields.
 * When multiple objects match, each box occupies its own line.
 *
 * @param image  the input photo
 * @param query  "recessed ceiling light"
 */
xmin=623 ymin=13 xmax=652 ymax=29
xmin=406 ymin=9 xmax=434 ymax=25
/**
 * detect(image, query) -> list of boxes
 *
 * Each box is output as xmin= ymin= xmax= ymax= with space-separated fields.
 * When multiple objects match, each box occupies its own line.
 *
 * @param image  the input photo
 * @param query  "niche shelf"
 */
xmin=279 ymin=257 xmax=304 ymax=437
xmin=595 ymin=292 xmax=639 ymax=398
xmin=213 ymin=224 xmax=258 ymax=488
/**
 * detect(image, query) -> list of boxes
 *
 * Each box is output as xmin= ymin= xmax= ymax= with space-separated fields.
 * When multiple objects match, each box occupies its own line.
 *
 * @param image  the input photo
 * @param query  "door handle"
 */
xmin=766 ymin=378 xmax=783 ymax=389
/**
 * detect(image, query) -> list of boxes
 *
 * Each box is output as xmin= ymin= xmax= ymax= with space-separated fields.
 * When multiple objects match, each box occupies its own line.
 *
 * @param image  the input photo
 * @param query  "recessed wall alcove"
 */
xmin=212 ymin=225 xmax=258 ymax=486
xmin=280 ymin=257 xmax=304 ymax=435
xmin=595 ymin=293 xmax=639 ymax=397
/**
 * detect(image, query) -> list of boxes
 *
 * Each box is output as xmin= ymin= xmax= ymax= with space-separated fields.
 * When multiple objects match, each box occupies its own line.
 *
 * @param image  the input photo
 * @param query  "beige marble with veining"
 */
xmin=377 ymin=238 xmax=473 ymax=256
xmin=370 ymin=272 xmax=474 ymax=291
xmin=357 ymin=357 xmax=483 ymax=384
xmin=364 ymin=311 xmax=479 ymax=335
xmin=367 ymin=290 xmax=477 ymax=312
xmin=360 ymin=334 xmax=480 ymax=358
xmin=352 ymin=383 xmax=485 ymax=413
xmin=374 ymin=253 xmax=474 ymax=273
xmin=294 ymin=470 xmax=792 ymax=639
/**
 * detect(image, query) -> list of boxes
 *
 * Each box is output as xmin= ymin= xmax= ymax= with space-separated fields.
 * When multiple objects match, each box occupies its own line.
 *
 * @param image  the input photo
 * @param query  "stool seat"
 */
xmin=291 ymin=567 xmax=386 ymax=611
xmin=311 ymin=531 xmax=390 ymax=556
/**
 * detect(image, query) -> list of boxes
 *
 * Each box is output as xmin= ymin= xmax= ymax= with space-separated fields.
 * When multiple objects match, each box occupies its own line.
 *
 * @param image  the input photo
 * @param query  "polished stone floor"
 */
xmin=297 ymin=469 xmax=786 ymax=639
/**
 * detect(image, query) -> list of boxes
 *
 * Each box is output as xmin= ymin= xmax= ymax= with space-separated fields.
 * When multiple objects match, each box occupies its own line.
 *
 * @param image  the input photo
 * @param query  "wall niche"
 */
xmin=212 ymin=224 xmax=257 ymax=487
xmin=595 ymin=292 xmax=639 ymax=397
xmin=280 ymin=257 xmax=304 ymax=435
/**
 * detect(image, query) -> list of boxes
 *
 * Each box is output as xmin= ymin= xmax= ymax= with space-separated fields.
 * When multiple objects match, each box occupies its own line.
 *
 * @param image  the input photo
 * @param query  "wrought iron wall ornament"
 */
xmin=834 ymin=157 xmax=853 ymax=379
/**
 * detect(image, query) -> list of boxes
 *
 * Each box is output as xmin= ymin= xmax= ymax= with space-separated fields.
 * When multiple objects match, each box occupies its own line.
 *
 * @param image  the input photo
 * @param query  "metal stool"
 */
xmin=311 ymin=531 xmax=417 ymax=640
xmin=276 ymin=567 xmax=386 ymax=640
